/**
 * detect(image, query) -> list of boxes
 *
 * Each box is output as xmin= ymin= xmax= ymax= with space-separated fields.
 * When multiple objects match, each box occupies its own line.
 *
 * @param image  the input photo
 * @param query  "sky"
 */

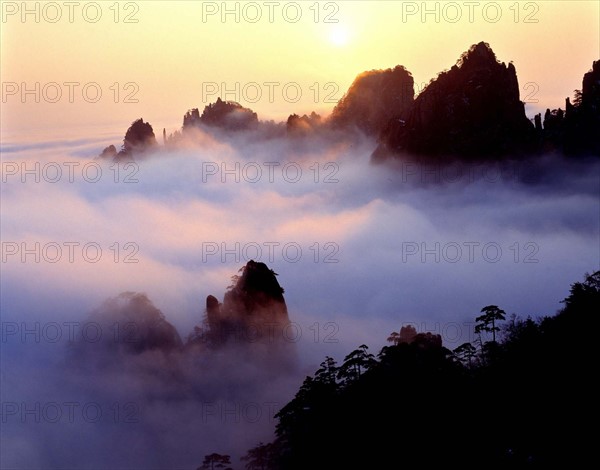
xmin=1 ymin=1 xmax=599 ymax=137
xmin=1 ymin=1 xmax=599 ymax=468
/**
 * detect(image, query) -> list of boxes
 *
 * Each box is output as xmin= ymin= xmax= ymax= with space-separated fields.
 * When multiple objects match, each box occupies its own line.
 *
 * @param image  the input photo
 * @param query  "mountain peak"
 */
xmin=329 ymin=65 xmax=414 ymax=135
xmin=374 ymin=42 xmax=534 ymax=159
xmin=457 ymin=41 xmax=498 ymax=68
xmin=196 ymin=261 xmax=291 ymax=349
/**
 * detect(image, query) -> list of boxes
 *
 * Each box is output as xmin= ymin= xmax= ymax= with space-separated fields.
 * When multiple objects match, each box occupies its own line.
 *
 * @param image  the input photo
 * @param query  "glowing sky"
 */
xmin=1 ymin=0 xmax=598 ymax=138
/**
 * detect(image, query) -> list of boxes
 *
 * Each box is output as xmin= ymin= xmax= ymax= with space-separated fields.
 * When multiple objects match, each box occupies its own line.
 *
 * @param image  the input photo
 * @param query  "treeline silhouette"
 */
xmin=200 ymin=270 xmax=599 ymax=469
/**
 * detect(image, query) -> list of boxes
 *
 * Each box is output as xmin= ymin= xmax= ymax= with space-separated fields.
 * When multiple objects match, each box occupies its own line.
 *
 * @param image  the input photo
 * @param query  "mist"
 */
xmin=1 ymin=124 xmax=598 ymax=468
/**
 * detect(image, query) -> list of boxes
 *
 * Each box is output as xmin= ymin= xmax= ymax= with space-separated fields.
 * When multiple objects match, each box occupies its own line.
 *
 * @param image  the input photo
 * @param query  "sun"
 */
xmin=329 ymin=26 xmax=350 ymax=47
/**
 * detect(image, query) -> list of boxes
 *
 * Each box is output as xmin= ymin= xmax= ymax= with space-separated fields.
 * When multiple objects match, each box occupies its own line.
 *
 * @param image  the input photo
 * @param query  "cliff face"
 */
xmin=572 ymin=60 xmax=600 ymax=154
xmin=544 ymin=60 xmax=600 ymax=155
xmin=582 ymin=60 xmax=600 ymax=104
xmin=374 ymin=42 xmax=534 ymax=160
xmin=330 ymin=66 xmax=414 ymax=136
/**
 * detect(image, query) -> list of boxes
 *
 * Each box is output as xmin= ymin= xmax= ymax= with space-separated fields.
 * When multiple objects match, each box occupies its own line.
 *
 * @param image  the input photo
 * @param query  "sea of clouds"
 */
xmin=1 ymin=125 xmax=598 ymax=468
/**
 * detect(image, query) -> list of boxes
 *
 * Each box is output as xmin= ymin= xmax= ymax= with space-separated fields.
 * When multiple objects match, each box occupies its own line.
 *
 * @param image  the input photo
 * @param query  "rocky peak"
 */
xmin=457 ymin=41 xmax=498 ymax=69
xmin=373 ymin=42 xmax=534 ymax=160
xmin=199 ymin=261 xmax=291 ymax=348
xmin=329 ymin=65 xmax=414 ymax=135
xmin=227 ymin=260 xmax=285 ymax=303
xmin=98 ymin=118 xmax=157 ymax=161
xmin=122 ymin=118 xmax=158 ymax=155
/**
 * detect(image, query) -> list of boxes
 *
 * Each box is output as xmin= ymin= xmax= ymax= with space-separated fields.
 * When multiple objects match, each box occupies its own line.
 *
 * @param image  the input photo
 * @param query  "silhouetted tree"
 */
xmin=387 ymin=325 xmax=418 ymax=345
xmin=198 ymin=453 xmax=233 ymax=470
xmin=561 ymin=270 xmax=600 ymax=312
xmin=453 ymin=342 xmax=477 ymax=367
xmin=241 ymin=442 xmax=277 ymax=470
xmin=386 ymin=331 xmax=401 ymax=345
xmin=475 ymin=305 xmax=506 ymax=343
xmin=337 ymin=344 xmax=375 ymax=384
xmin=314 ymin=356 xmax=338 ymax=386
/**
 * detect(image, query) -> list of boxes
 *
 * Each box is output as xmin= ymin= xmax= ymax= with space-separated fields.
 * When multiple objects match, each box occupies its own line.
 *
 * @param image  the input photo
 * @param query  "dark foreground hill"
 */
xmin=227 ymin=270 xmax=599 ymax=469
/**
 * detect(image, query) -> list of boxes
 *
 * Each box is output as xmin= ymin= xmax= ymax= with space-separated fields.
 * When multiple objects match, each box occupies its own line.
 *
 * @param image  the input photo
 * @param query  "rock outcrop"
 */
xmin=70 ymin=262 xmax=294 ymax=365
xmin=194 ymin=260 xmax=291 ymax=348
xmin=98 ymin=144 xmax=118 ymax=160
xmin=122 ymin=118 xmax=158 ymax=154
xmin=183 ymin=97 xmax=259 ymax=132
xmin=98 ymin=118 xmax=157 ymax=160
xmin=374 ymin=42 xmax=535 ymax=160
xmin=329 ymin=65 xmax=414 ymax=136
xmin=392 ymin=325 xmax=443 ymax=349
xmin=535 ymin=60 xmax=600 ymax=155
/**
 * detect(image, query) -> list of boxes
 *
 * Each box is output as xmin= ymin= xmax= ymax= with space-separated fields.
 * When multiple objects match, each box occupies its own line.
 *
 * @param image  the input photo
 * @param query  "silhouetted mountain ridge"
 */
xmin=98 ymin=42 xmax=599 ymax=161
xmin=374 ymin=41 xmax=535 ymax=160
xmin=230 ymin=270 xmax=599 ymax=469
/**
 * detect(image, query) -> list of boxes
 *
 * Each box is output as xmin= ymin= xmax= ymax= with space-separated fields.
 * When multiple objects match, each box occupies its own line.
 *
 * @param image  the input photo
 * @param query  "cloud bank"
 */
xmin=1 ymin=127 xmax=598 ymax=468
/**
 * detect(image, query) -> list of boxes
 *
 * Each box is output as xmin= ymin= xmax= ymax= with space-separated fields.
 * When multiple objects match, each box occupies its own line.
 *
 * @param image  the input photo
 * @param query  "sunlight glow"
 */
xmin=329 ymin=26 xmax=350 ymax=47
